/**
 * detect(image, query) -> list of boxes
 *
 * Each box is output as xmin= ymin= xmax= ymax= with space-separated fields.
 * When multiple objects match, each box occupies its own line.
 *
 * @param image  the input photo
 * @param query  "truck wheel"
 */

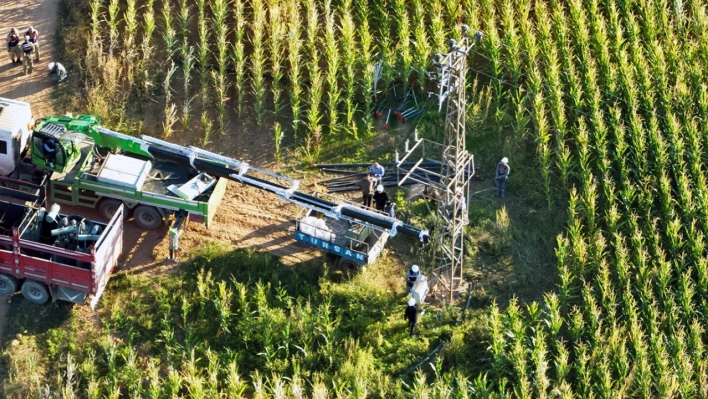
xmin=0 ymin=274 xmax=18 ymax=296
xmin=134 ymin=206 xmax=162 ymax=230
xmin=21 ymin=280 xmax=49 ymax=304
xmin=338 ymin=258 xmax=360 ymax=276
xmin=98 ymin=199 xmax=123 ymax=221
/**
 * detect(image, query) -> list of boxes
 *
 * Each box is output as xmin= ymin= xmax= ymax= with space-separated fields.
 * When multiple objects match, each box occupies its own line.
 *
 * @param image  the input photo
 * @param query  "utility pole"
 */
xmin=396 ymin=25 xmax=482 ymax=301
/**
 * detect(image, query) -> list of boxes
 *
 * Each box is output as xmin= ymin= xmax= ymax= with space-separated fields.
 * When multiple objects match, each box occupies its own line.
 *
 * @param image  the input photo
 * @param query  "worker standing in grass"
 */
xmin=369 ymin=162 xmax=385 ymax=185
xmin=25 ymin=26 xmax=39 ymax=61
xmin=404 ymin=297 xmax=419 ymax=337
xmin=7 ymin=28 xmax=20 ymax=64
xmin=20 ymin=36 xmax=34 ymax=74
xmin=405 ymin=264 xmax=420 ymax=294
xmin=495 ymin=157 xmax=510 ymax=197
xmin=373 ymin=185 xmax=389 ymax=212
xmin=356 ymin=173 xmax=376 ymax=208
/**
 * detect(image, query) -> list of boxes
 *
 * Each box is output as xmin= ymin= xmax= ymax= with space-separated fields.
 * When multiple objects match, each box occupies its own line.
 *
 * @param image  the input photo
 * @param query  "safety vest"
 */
xmin=7 ymin=34 xmax=19 ymax=47
xmin=21 ymin=42 xmax=33 ymax=54
xmin=26 ymin=30 xmax=38 ymax=43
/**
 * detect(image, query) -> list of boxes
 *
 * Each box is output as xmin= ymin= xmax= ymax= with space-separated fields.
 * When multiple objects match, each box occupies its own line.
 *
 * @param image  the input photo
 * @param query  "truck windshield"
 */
xmin=59 ymin=132 xmax=89 ymax=160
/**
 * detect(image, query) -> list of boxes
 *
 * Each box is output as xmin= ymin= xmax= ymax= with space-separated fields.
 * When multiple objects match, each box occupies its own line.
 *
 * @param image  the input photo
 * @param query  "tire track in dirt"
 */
xmin=0 ymin=0 xmax=61 ymax=347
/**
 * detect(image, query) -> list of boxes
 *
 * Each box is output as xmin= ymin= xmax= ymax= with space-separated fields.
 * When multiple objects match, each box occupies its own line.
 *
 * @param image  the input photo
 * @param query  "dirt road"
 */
xmin=0 ymin=0 xmax=60 ymax=345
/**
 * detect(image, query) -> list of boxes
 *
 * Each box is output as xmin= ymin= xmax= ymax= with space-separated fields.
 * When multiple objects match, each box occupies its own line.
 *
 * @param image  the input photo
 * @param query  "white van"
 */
xmin=0 ymin=98 xmax=33 ymax=175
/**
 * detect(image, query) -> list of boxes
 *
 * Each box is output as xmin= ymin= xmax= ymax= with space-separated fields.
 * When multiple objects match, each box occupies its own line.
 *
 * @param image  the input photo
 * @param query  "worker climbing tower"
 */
xmin=396 ymin=25 xmax=482 ymax=301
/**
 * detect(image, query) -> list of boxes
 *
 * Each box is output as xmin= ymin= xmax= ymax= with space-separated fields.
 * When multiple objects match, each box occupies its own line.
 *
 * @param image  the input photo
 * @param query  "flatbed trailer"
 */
xmin=0 ymin=177 xmax=124 ymax=308
xmin=293 ymin=193 xmax=390 ymax=273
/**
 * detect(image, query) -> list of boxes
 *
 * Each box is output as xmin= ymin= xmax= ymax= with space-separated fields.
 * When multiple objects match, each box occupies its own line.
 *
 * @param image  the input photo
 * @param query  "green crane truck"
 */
xmin=0 ymin=98 xmax=227 ymax=231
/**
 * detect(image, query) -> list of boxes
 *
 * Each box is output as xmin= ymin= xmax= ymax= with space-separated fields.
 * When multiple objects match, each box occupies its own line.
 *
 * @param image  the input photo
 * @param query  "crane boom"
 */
xmin=34 ymin=116 xmax=430 ymax=242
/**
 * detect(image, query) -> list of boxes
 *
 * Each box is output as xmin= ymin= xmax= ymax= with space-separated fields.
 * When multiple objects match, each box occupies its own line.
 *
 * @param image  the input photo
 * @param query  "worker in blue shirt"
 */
xmin=369 ymin=162 xmax=384 ymax=185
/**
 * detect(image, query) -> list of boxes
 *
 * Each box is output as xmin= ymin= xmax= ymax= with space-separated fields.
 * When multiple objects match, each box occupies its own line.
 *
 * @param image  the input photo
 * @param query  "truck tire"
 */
xmin=21 ymin=280 xmax=49 ymax=304
xmin=338 ymin=258 xmax=360 ymax=276
xmin=0 ymin=274 xmax=18 ymax=296
xmin=133 ymin=205 xmax=162 ymax=230
xmin=98 ymin=199 xmax=123 ymax=221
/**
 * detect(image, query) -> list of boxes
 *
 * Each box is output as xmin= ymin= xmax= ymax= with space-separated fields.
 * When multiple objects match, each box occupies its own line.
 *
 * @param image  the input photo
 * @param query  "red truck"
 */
xmin=0 ymin=177 xmax=123 ymax=308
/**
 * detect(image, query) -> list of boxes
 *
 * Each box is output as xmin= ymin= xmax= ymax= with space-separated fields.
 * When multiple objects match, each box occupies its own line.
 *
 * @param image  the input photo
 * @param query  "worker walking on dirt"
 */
xmin=373 ymin=185 xmax=389 ymax=212
xmin=48 ymin=62 xmax=67 ymax=83
xmin=404 ymin=297 xmax=419 ymax=337
xmin=356 ymin=174 xmax=376 ymax=208
xmin=405 ymin=264 xmax=420 ymax=294
xmin=20 ymin=36 xmax=34 ymax=74
xmin=369 ymin=162 xmax=385 ymax=185
xmin=25 ymin=26 xmax=39 ymax=61
xmin=7 ymin=28 xmax=21 ymax=64
xmin=495 ymin=157 xmax=510 ymax=198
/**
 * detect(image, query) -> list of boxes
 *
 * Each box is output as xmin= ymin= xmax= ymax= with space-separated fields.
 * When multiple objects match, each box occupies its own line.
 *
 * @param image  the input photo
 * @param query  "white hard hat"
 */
xmin=376 ymin=185 xmax=384 ymax=192
xmin=408 ymin=297 xmax=416 ymax=306
xmin=455 ymin=186 xmax=462 ymax=194
xmin=24 ymin=35 xmax=30 ymax=41
xmin=501 ymin=157 xmax=509 ymax=164
xmin=411 ymin=264 xmax=419 ymax=273
xmin=48 ymin=62 xmax=55 ymax=70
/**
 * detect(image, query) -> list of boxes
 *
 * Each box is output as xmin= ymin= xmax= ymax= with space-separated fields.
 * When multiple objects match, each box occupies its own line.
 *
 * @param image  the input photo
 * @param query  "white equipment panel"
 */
xmin=96 ymin=154 xmax=152 ymax=190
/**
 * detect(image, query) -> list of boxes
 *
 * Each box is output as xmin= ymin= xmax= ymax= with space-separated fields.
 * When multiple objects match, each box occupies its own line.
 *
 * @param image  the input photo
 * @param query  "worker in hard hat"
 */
xmin=20 ymin=35 xmax=35 ymax=74
xmin=405 ymin=264 xmax=420 ymax=294
xmin=373 ymin=184 xmax=389 ymax=212
xmin=48 ymin=62 xmax=67 ymax=83
xmin=7 ymin=28 xmax=21 ymax=64
xmin=495 ymin=157 xmax=510 ymax=197
xmin=449 ymin=186 xmax=467 ymax=219
xmin=404 ymin=297 xmax=419 ymax=337
xmin=25 ymin=26 xmax=39 ymax=61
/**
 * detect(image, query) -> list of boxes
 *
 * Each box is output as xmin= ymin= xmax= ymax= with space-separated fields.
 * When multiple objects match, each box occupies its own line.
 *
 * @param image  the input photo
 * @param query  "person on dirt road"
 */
xmin=495 ymin=157 xmax=510 ymax=198
xmin=404 ymin=297 xmax=419 ymax=337
xmin=373 ymin=185 xmax=389 ymax=212
xmin=356 ymin=173 xmax=376 ymax=208
xmin=6 ymin=28 xmax=21 ymax=64
xmin=369 ymin=162 xmax=384 ymax=185
xmin=25 ymin=26 xmax=39 ymax=61
xmin=48 ymin=62 xmax=67 ymax=83
xmin=405 ymin=264 xmax=420 ymax=294
xmin=20 ymin=36 xmax=34 ymax=74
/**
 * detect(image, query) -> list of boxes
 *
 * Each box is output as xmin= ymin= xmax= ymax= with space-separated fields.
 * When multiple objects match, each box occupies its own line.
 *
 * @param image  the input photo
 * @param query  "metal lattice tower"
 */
xmin=396 ymin=26 xmax=482 ymax=301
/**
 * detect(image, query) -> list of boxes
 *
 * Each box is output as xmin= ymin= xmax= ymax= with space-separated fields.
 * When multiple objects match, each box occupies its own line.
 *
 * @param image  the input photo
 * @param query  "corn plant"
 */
xmin=251 ymin=0 xmax=267 ymax=125
xmin=232 ymin=0 xmax=247 ymax=117
xmin=163 ymin=62 xmax=178 ymax=138
xmin=357 ymin=8 xmax=374 ymax=135
xmin=196 ymin=0 xmax=210 ymax=112
xmin=286 ymin=0 xmax=303 ymax=137
xmin=268 ymin=0 xmax=286 ymax=119
xmin=212 ymin=0 xmax=230 ymax=134
xmin=273 ymin=122 xmax=283 ymax=163
xmin=137 ymin=0 xmax=156 ymax=95
xmin=180 ymin=45 xmax=195 ymax=129
xmin=323 ymin=0 xmax=341 ymax=135
xmin=339 ymin=0 xmax=357 ymax=135
xmin=106 ymin=0 xmax=120 ymax=55
xmin=161 ymin=0 xmax=177 ymax=63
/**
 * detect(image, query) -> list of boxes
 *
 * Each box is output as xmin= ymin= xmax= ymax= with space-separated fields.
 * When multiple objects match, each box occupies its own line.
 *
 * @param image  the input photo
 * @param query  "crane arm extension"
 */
xmin=146 ymin=145 xmax=430 ymax=243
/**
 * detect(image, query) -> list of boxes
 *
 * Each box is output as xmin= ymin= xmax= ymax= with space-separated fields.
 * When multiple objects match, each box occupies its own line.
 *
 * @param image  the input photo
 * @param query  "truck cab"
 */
xmin=0 ymin=98 xmax=33 ymax=176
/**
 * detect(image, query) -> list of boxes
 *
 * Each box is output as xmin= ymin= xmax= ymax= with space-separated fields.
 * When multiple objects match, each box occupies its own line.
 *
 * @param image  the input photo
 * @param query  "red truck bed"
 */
xmin=0 ymin=205 xmax=123 ymax=308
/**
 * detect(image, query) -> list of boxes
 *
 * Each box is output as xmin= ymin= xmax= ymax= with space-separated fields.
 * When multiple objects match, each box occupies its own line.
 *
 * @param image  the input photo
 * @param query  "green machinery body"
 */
xmin=29 ymin=115 xmax=226 ymax=227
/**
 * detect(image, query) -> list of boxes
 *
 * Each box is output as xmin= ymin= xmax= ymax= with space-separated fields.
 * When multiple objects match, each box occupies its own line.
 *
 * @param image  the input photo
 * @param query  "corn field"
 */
xmin=13 ymin=0 xmax=708 ymax=396
xmin=82 ymin=0 xmax=461 ymax=151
